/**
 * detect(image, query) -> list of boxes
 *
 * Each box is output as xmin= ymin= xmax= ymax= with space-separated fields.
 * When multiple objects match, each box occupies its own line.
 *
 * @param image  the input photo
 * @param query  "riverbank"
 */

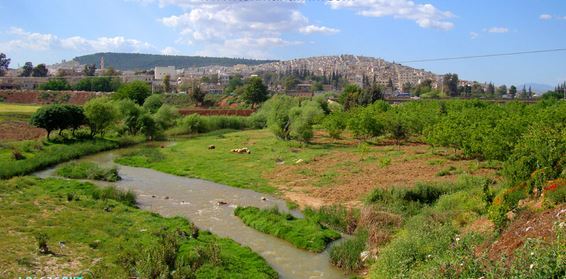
xmin=0 ymin=176 xmax=277 ymax=278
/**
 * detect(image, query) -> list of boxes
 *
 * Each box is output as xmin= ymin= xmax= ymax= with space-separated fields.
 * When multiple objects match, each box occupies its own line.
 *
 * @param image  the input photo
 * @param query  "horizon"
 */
xmin=1 ymin=0 xmax=565 ymax=86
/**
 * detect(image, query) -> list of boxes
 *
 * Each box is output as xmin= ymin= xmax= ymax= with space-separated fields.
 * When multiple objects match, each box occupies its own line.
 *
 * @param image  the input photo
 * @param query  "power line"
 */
xmin=399 ymin=48 xmax=566 ymax=63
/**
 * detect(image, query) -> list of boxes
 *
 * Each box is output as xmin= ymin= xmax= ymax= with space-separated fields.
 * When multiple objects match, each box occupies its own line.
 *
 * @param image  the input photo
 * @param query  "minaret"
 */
xmin=100 ymin=56 xmax=105 ymax=71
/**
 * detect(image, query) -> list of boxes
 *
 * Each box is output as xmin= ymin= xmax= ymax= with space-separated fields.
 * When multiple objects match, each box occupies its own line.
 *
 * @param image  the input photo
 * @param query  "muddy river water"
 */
xmin=35 ymin=149 xmax=347 ymax=279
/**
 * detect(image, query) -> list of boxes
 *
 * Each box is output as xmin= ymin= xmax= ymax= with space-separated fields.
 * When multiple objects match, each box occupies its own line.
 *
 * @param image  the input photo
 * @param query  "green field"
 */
xmin=0 ymin=103 xmax=40 ymax=122
xmin=0 ymin=177 xmax=277 ymax=278
xmin=116 ymin=129 xmax=345 ymax=193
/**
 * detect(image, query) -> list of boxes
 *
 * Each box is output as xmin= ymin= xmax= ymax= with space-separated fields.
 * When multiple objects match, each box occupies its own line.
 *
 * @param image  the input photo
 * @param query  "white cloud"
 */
xmin=539 ymin=14 xmax=566 ymax=21
xmin=161 ymin=46 xmax=181 ymax=55
xmin=539 ymin=14 xmax=553 ymax=20
xmin=486 ymin=27 xmax=508 ymax=33
xmin=469 ymin=32 xmax=479 ymax=39
xmin=327 ymin=0 xmax=455 ymax=30
xmin=299 ymin=25 xmax=340 ymax=34
xmin=2 ymin=27 xmax=153 ymax=53
xmin=153 ymin=1 xmax=337 ymax=58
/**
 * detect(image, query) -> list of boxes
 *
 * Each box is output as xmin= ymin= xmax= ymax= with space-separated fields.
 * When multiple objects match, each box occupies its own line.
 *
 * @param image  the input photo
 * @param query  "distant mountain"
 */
xmin=518 ymin=83 xmax=554 ymax=94
xmin=72 ymin=52 xmax=278 ymax=71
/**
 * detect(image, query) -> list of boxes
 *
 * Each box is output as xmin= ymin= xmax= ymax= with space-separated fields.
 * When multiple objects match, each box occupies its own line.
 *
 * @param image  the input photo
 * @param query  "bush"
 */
xmin=234 ymin=206 xmax=341 ymax=252
xmin=38 ymin=78 xmax=71 ymax=91
xmin=114 ymin=80 xmax=151 ymax=105
xmin=330 ymin=231 xmax=368 ymax=272
xmin=171 ymin=114 xmax=251 ymax=135
xmin=322 ymin=111 xmax=348 ymax=139
xmin=304 ymin=205 xmax=359 ymax=234
xmin=56 ymin=162 xmax=121 ymax=182
xmin=143 ymin=94 xmax=163 ymax=113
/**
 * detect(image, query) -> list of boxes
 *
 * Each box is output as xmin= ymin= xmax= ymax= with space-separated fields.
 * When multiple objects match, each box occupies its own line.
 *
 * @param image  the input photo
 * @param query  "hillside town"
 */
xmin=1 ymin=53 xmax=532 ymax=100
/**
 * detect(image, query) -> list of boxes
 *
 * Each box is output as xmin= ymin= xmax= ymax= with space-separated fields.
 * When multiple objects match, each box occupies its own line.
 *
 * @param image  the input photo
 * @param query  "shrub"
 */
xmin=330 ymin=231 xmax=368 ymax=272
xmin=234 ymin=206 xmax=341 ymax=252
xmin=142 ymin=94 xmax=163 ymax=113
xmin=322 ymin=111 xmax=347 ymax=139
xmin=114 ymin=80 xmax=151 ymax=105
xmin=56 ymin=162 xmax=121 ymax=182
xmin=304 ymin=205 xmax=360 ymax=234
xmin=38 ymin=78 xmax=71 ymax=91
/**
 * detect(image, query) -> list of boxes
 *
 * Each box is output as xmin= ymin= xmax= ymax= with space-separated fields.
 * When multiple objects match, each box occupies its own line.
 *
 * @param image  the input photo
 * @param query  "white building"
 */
xmin=154 ymin=66 xmax=176 ymax=80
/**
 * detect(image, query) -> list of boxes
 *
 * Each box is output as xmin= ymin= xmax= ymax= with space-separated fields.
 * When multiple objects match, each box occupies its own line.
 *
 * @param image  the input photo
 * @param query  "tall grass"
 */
xmin=234 ymin=206 xmax=341 ymax=252
xmin=304 ymin=205 xmax=360 ymax=234
xmin=56 ymin=162 xmax=121 ymax=182
xmin=329 ymin=231 xmax=368 ymax=272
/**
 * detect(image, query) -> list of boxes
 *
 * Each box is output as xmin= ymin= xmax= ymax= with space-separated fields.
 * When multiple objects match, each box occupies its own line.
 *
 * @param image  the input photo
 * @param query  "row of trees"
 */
xmin=30 ymin=81 xmax=178 ymax=140
xmin=38 ymin=76 xmax=123 ymax=92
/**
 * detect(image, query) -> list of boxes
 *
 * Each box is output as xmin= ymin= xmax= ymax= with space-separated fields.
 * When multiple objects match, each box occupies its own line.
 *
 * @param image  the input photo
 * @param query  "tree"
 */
xmin=143 ymin=94 xmax=163 ymax=113
xmin=339 ymin=84 xmax=363 ymax=111
xmin=358 ymin=83 xmax=384 ymax=106
xmin=225 ymin=75 xmax=243 ymax=94
xmin=139 ymin=113 xmax=160 ymax=140
xmin=0 ymin=53 xmax=10 ymax=77
xmin=486 ymin=83 xmax=495 ymax=97
xmin=154 ymin=105 xmax=179 ymax=130
xmin=163 ymin=74 xmax=171 ymax=93
xmin=114 ymin=81 xmax=151 ymax=105
xmin=509 ymin=85 xmax=517 ymax=98
xmin=442 ymin=73 xmax=459 ymax=97
xmin=83 ymin=64 xmax=96 ymax=76
xmin=496 ymin=85 xmax=507 ymax=97
xmin=242 ymin=76 xmax=268 ymax=108
xmin=518 ymin=86 xmax=528 ymax=99
xmin=283 ymin=76 xmax=298 ymax=91
xmin=310 ymin=81 xmax=324 ymax=92
xmin=84 ymin=97 xmax=118 ymax=136
xmin=38 ymin=78 xmax=71 ymax=91
xmin=20 ymin=62 xmax=33 ymax=77
xmin=402 ymin=82 xmax=413 ymax=93
xmin=29 ymin=104 xmax=86 ymax=139
xmin=385 ymin=110 xmax=409 ymax=148
xmin=189 ymin=82 xmax=206 ymax=106
xmin=103 ymin=67 xmax=120 ymax=76
xmin=32 ymin=64 xmax=48 ymax=77
xmin=117 ymin=99 xmax=144 ymax=135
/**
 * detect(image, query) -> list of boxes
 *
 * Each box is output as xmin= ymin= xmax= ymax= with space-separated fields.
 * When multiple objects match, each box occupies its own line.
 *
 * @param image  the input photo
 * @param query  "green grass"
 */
xmin=0 ymin=139 xmax=122 ymax=179
xmin=330 ymin=231 xmax=368 ymax=272
xmin=0 ymin=103 xmax=40 ymax=123
xmin=116 ymin=129 xmax=340 ymax=193
xmin=234 ymin=206 xmax=341 ymax=253
xmin=56 ymin=162 xmax=121 ymax=182
xmin=304 ymin=205 xmax=360 ymax=234
xmin=0 ymin=177 xmax=277 ymax=278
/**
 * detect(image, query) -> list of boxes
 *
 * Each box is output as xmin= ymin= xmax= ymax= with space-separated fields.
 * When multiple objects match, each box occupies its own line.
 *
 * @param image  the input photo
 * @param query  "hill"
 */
xmin=73 ymin=52 xmax=278 ymax=70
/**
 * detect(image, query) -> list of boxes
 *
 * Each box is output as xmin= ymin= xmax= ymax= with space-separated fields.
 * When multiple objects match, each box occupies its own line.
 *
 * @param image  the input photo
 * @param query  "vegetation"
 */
xmin=55 ymin=162 xmax=121 ymax=182
xmin=116 ymin=129 xmax=332 ymax=193
xmin=234 ymin=206 xmax=341 ymax=252
xmin=29 ymin=104 xmax=86 ymax=139
xmin=83 ymin=97 xmax=118 ymax=136
xmin=74 ymin=76 xmax=121 ymax=92
xmin=0 ymin=177 xmax=277 ymax=278
xmin=241 ymin=76 xmax=269 ymax=108
xmin=114 ymin=80 xmax=152 ymax=105
xmin=38 ymin=78 xmax=71 ymax=91
xmin=0 ymin=139 xmax=122 ymax=179
xmin=329 ymin=231 xmax=368 ymax=272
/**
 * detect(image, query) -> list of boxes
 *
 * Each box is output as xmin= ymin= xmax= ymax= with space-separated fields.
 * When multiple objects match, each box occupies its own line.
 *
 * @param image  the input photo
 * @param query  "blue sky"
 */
xmin=1 ymin=0 xmax=565 ymax=86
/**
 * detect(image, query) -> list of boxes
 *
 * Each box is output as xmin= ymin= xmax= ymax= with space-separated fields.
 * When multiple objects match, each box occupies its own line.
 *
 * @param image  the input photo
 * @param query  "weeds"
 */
xmin=56 ymin=162 xmax=121 ymax=182
xmin=330 ymin=231 xmax=368 ymax=272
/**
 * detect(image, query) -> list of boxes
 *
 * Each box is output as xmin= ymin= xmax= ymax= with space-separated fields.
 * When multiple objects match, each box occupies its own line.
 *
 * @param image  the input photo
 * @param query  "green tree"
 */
xmin=20 ymin=62 xmax=33 ymax=77
xmin=154 ymin=105 xmax=179 ymax=130
xmin=32 ymin=64 xmax=48 ymax=77
xmin=442 ymin=73 xmax=459 ymax=97
xmin=83 ymin=64 xmax=96 ymax=76
xmin=189 ymin=82 xmax=206 ymax=106
xmin=38 ymin=78 xmax=71 ymax=91
xmin=402 ymin=82 xmax=413 ymax=93
xmin=163 ymin=74 xmax=171 ymax=93
xmin=509 ymin=85 xmax=517 ymax=98
xmin=225 ymin=75 xmax=244 ymax=94
xmin=115 ymin=81 xmax=152 ymax=105
xmin=29 ymin=104 xmax=86 ymax=139
xmin=385 ymin=110 xmax=409 ymax=147
xmin=339 ymin=84 xmax=363 ymax=111
xmin=496 ymin=85 xmax=507 ymax=97
xmin=84 ymin=97 xmax=118 ymax=136
xmin=310 ymin=81 xmax=324 ymax=92
xmin=0 ymin=53 xmax=9 ymax=77
xmin=323 ymin=111 xmax=348 ymax=139
xmin=139 ymin=113 xmax=160 ymax=140
xmin=242 ymin=76 xmax=269 ymax=108
xmin=117 ymin=99 xmax=144 ymax=135
xmin=143 ymin=94 xmax=163 ymax=113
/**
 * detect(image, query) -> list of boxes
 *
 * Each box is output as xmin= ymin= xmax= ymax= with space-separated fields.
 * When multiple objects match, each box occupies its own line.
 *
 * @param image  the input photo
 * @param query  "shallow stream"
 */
xmin=35 ymin=149 xmax=347 ymax=279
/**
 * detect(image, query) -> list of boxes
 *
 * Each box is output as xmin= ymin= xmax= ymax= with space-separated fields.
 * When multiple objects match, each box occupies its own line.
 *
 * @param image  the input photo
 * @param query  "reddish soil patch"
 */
xmin=267 ymin=141 xmax=498 ymax=209
xmin=485 ymin=205 xmax=565 ymax=261
xmin=0 ymin=90 xmax=103 ymax=105
xmin=0 ymin=121 xmax=45 ymax=140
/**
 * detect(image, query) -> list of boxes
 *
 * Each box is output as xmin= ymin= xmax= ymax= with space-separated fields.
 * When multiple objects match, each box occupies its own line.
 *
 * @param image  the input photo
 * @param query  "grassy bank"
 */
xmin=0 ymin=177 xmax=277 ymax=278
xmin=0 ymin=103 xmax=40 ymax=122
xmin=234 ymin=206 xmax=341 ymax=252
xmin=116 ymin=129 xmax=336 ymax=193
xmin=55 ymin=162 xmax=120 ymax=182
xmin=0 ymin=139 xmax=127 ymax=179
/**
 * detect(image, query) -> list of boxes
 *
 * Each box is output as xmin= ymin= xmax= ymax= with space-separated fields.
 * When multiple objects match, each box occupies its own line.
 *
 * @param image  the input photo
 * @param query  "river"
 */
xmin=35 ymin=149 xmax=348 ymax=279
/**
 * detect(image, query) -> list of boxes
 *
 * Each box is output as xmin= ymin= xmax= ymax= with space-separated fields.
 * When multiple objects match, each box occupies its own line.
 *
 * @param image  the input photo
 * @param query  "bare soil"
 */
xmin=0 ymin=121 xmax=45 ymax=140
xmin=267 ymin=138 xmax=498 ymax=209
